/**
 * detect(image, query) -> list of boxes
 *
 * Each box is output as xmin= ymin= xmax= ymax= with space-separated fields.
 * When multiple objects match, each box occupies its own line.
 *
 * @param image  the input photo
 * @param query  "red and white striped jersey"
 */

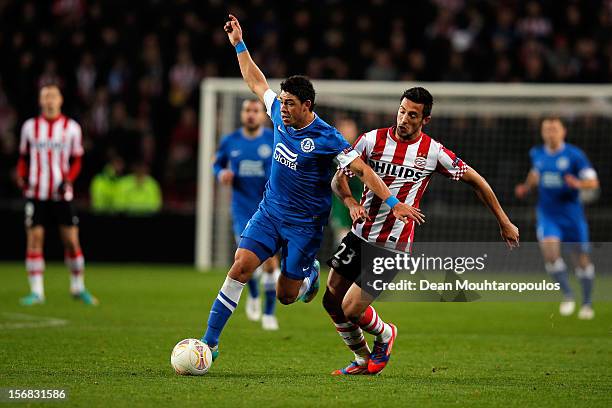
xmin=351 ymin=127 xmax=468 ymax=250
xmin=18 ymin=115 xmax=84 ymax=201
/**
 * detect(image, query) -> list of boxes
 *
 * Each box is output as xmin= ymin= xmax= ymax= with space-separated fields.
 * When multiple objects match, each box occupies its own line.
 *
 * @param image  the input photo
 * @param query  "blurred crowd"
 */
xmin=0 ymin=0 xmax=611 ymax=210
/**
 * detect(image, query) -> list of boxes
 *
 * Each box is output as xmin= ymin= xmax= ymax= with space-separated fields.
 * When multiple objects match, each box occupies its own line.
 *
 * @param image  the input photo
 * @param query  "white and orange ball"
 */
xmin=170 ymin=338 xmax=213 ymax=375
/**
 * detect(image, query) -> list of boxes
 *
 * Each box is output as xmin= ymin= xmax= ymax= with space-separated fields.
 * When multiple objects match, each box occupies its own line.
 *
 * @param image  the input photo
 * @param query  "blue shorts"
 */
xmin=238 ymin=207 xmax=324 ymax=280
xmin=536 ymin=209 xmax=590 ymax=253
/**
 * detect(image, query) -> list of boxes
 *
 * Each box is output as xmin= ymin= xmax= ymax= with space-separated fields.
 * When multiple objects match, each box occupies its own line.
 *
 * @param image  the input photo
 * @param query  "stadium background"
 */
xmin=0 ymin=0 xmax=611 ymax=264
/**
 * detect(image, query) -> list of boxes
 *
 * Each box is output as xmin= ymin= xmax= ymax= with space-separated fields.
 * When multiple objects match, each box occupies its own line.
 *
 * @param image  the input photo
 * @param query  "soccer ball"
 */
xmin=170 ymin=338 xmax=212 ymax=375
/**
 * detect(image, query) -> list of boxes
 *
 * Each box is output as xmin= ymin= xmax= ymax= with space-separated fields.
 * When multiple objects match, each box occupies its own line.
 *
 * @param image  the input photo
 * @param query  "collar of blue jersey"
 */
xmin=544 ymin=142 xmax=566 ymax=155
xmin=290 ymin=113 xmax=318 ymax=132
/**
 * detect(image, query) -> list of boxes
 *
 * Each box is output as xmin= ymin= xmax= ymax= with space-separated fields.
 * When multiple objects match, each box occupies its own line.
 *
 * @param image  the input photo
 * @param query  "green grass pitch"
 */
xmin=0 ymin=263 xmax=611 ymax=407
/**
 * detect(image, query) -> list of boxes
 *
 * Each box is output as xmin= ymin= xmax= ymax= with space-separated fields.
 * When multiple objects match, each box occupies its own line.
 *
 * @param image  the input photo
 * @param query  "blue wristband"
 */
xmin=385 ymin=196 xmax=400 ymax=208
xmin=235 ymin=40 xmax=247 ymax=54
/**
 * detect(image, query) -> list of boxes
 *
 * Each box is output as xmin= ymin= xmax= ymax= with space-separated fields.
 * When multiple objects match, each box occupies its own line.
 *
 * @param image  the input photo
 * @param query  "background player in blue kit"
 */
xmin=516 ymin=117 xmax=599 ymax=320
xmin=213 ymin=98 xmax=281 ymax=331
xmin=200 ymin=14 xmax=424 ymax=362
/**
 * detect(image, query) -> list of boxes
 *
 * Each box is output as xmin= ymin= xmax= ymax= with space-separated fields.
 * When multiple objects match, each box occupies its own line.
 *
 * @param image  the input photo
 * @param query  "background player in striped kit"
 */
xmin=515 ymin=117 xmax=599 ymax=320
xmin=213 ymin=98 xmax=281 ymax=330
xmin=16 ymin=84 xmax=98 ymax=306
xmin=324 ymin=87 xmax=520 ymax=375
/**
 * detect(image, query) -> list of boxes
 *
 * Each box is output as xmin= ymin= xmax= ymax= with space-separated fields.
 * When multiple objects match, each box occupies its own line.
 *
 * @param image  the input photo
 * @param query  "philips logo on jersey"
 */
xmin=368 ymin=159 xmax=425 ymax=181
xmin=274 ymin=143 xmax=298 ymax=171
xmin=33 ymin=141 xmax=67 ymax=150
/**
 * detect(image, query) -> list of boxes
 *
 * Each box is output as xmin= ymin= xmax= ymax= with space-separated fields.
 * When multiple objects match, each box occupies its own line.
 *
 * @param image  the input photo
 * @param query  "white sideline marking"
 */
xmin=0 ymin=312 xmax=68 ymax=330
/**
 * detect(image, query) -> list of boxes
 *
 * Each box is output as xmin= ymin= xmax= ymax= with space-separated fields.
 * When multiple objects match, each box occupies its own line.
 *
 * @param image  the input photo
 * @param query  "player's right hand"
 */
xmin=392 ymin=203 xmax=425 ymax=225
xmin=218 ymin=169 xmax=234 ymax=185
xmin=347 ymin=202 xmax=369 ymax=224
xmin=514 ymin=183 xmax=528 ymax=199
xmin=224 ymin=14 xmax=243 ymax=46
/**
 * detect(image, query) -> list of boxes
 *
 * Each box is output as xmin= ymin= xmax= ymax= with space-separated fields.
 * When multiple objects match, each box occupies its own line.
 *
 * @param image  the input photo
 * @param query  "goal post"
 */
xmin=196 ymin=79 xmax=612 ymax=271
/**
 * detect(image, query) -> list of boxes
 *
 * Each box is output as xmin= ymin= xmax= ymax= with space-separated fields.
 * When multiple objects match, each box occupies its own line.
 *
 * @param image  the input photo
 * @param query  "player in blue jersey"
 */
xmin=516 ymin=116 xmax=599 ymax=320
xmin=213 ymin=98 xmax=281 ymax=331
xmin=199 ymin=14 xmax=425 ymax=362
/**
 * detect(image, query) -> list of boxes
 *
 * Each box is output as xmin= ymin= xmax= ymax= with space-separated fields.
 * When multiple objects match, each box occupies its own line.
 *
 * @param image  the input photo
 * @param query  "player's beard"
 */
xmin=244 ymin=123 xmax=259 ymax=133
xmin=396 ymin=123 xmax=421 ymax=140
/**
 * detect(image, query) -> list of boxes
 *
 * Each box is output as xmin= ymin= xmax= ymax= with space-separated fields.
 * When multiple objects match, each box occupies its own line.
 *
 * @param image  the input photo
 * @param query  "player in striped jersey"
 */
xmin=16 ymin=84 xmax=98 ymax=306
xmin=324 ymin=87 xmax=519 ymax=375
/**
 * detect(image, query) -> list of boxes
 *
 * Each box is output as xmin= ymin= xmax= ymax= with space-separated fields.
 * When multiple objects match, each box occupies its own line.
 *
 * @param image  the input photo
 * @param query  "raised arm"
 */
xmin=347 ymin=157 xmax=425 ymax=225
xmin=461 ymin=167 xmax=519 ymax=248
xmin=224 ymin=14 xmax=270 ymax=101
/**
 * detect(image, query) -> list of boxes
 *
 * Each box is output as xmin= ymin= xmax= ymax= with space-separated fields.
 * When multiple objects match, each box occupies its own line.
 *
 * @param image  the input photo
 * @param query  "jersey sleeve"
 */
xmin=263 ymin=89 xmax=281 ymax=124
xmin=572 ymin=148 xmax=597 ymax=180
xmin=352 ymin=132 xmax=371 ymax=161
xmin=528 ymin=147 xmax=539 ymax=175
xmin=19 ymin=119 xmax=32 ymax=155
xmin=213 ymin=136 xmax=229 ymax=178
xmin=71 ymin=121 xmax=84 ymax=157
xmin=435 ymin=144 xmax=468 ymax=181
xmin=337 ymin=132 xmax=370 ymax=177
xmin=330 ymin=130 xmax=359 ymax=168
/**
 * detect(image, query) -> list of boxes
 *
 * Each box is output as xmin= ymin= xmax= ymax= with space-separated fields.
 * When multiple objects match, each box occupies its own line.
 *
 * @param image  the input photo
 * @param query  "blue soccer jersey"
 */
xmin=213 ymin=128 xmax=274 ymax=235
xmin=260 ymin=89 xmax=359 ymax=225
xmin=530 ymin=143 xmax=596 ymax=243
xmin=237 ymin=89 xmax=359 ymax=280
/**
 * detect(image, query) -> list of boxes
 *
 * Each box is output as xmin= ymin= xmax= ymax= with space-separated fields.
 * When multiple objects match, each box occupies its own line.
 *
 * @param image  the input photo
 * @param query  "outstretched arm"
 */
xmin=461 ymin=167 xmax=519 ymax=248
xmin=224 ymin=14 xmax=270 ymax=101
xmin=347 ymin=158 xmax=425 ymax=225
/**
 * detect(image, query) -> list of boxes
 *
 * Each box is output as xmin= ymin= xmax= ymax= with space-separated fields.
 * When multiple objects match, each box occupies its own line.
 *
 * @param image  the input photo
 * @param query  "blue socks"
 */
xmin=262 ymin=269 xmax=279 ymax=316
xmin=247 ymin=277 xmax=260 ymax=299
xmin=547 ymin=258 xmax=596 ymax=306
xmin=546 ymin=258 xmax=573 ymax=298
xmin=202 ymin=277 xmax=245 ymax=347
xmin=576 ymin=264 xmax=595 ymax=305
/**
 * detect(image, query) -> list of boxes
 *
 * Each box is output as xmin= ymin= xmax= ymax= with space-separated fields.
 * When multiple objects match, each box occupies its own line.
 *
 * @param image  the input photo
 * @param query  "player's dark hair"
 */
xmin=280 ymin=75 xmax=315 ymax=111
xmin=243 ymin=97 xmax=265 ymax=109
xmin=401 ymin=87 xmax=433 ymax=117
xmin=39 ymin=82 xmax=63 ymax=93
xmin=541 ymin=115 xmax=566 ymax=127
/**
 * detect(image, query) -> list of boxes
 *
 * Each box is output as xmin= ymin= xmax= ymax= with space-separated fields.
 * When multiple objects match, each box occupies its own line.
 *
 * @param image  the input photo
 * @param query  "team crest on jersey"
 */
xmin=414 ymin=156 xmax=427 ymax=169
xmin=556 ymin=156 xmax=569 ymax=171
xmin=300 ymin=138 xmax=315 ymax=153
xmin=258 ymin=144 xmax=272 ymax=158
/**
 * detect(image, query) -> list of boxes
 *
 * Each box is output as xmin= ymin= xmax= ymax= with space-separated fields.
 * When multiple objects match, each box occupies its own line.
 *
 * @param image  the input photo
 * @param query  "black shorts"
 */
xmin=326 ymin=231 xmax=398 ymax=298
xmin=25 ymin=200 xmax=79 ymax=228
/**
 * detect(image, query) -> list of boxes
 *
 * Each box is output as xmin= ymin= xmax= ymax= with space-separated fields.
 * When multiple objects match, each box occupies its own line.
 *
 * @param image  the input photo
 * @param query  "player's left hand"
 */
xmin=58 ymin=181 xmax=74 ymax=200
xmin=500 ymin=221 xmax=519 ymax=249
xmin=223 ymin=14 xmax=243 ymax=46
xmin=564 ymin=174 xmax=582 ymax=189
